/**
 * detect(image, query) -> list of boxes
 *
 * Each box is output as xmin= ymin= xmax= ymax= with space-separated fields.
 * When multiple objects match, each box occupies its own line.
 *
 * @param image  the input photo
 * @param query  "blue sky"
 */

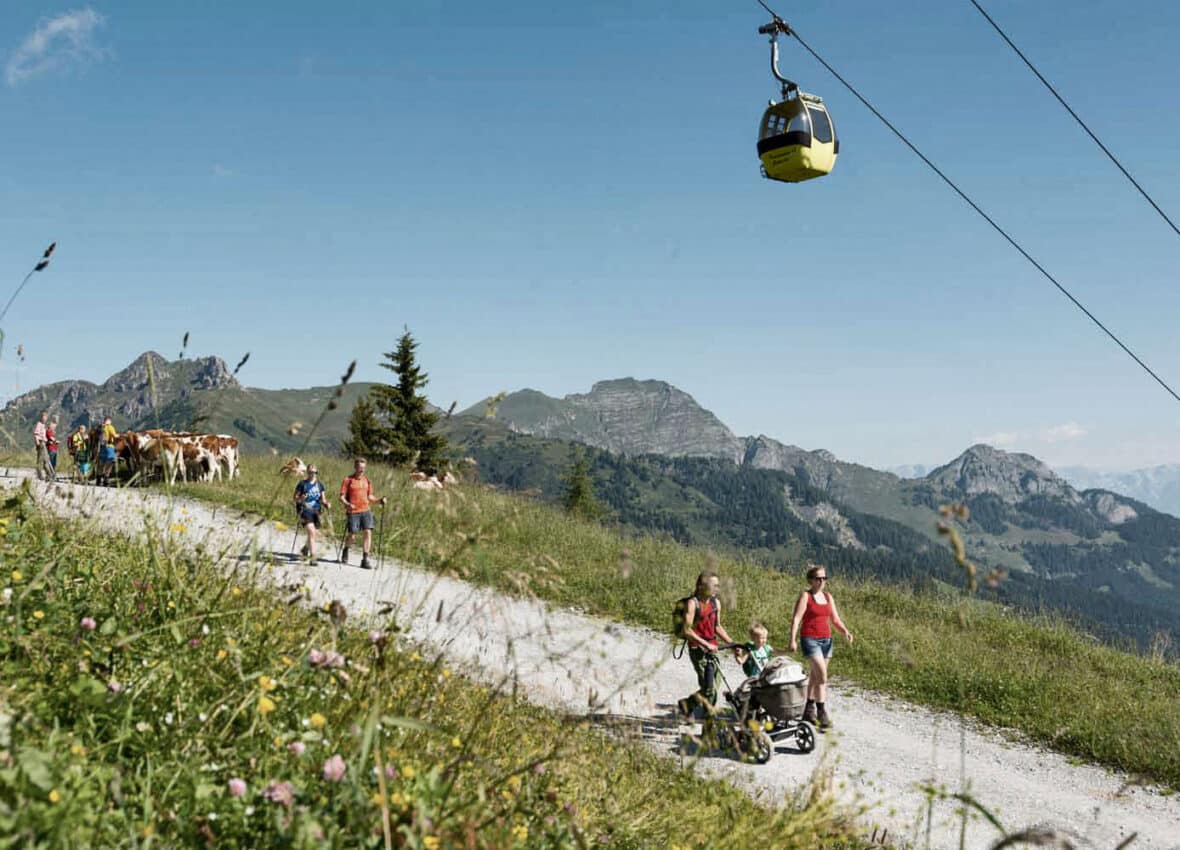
xmin=3 ymin=0 xmax=1179 ymax=470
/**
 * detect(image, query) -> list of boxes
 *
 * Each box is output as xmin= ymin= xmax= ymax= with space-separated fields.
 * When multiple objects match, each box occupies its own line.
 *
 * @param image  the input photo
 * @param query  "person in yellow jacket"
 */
xmin=97 ymin=416 xmax=119 ymax=486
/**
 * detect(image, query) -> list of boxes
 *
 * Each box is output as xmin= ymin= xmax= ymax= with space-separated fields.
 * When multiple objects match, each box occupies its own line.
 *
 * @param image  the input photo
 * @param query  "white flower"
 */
xmin=163 ymin=712 xmax=174 ymax=726
xmin=201 ymin=624 xmax=210 ymax=635
xmin=244 ymin=806 xmax=255 ymax=816
xmin=198 ymin=712 xmax=208 ymax=722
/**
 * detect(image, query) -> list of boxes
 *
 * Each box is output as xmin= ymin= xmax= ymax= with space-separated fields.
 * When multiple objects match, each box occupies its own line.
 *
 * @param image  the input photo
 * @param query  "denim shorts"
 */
xmin=800 ymin=637 xmax=833 ymax=659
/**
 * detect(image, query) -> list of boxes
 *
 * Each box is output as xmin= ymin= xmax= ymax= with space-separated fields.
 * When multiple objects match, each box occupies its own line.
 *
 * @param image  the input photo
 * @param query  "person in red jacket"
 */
xmin=338 ymin=458 xmax=386 ymax=569
xmin=789 ymin=564 xmax=854 ymax=730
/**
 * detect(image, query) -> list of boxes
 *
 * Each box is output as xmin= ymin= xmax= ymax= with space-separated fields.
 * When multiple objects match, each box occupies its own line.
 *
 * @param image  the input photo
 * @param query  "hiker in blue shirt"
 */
xmin=294 ymin=465 xmax=330 ymax=564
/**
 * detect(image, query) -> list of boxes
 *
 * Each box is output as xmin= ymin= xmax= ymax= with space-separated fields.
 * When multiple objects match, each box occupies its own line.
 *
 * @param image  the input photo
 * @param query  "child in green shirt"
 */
xmin=736 ymin=622 xmax=773 ymax=678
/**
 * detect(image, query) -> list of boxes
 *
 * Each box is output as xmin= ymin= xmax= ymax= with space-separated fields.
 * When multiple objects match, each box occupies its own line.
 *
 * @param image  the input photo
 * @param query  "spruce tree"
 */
xmin=342 ymin=395 xmax=388 ymax=459
xmin=369 ymin=330 xmax=448 ymax=473
xmin=562 ymin=451 xmax=602 ymax=520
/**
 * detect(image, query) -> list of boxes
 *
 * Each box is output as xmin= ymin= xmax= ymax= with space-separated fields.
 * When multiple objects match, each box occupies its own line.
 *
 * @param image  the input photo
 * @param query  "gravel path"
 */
xmin=10 ymin=472 xmax=1179 ymax=850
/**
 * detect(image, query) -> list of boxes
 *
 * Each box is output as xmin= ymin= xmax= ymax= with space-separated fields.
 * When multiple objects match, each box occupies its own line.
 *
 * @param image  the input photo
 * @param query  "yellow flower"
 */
xmin=273 ymin=736 xmax=283 ymax=748
xmin=309 ymin=712 xmax=326 ymax=729
xmin=70 ymin=744 xmax=87 ymax=757
xmin=450 ymin=736 xmax=462 ymax=749
xmin=410 ymin=652 xmax=421 ymax=662
xmin=170 ymin=523 xmax=187 ymax=534
xmin=48 ymin=789 xmax=60 ymax=804
xmin=512 ymin=824 xmax=528 ymax=841
xmin=423 ymin=838 xmax=440 ymax=850
xmin=401 ymin=764 xmax=416 ymax=779
xmin=231 ymin=586 xmax=243 ymax=597
xmin=11 ymin=570 xmax=22 ymax=582
xmin=501 ymin=789 xmax=514 ymax=801
xmin=33 ymin=610 xmax=45 ymax=620
xmin=507 ymin=774 xmax=522 ymax=791
xmin=258 ymin=674 xmax=277 ymax=692
xmin=166 ymin=600 xmax=175 ymax=610
xmin=281 ymin=655 xmax=293 ymax=667
xmin=274 ymin=521 xmax=289 ymax=532
xmin=370 ymin=792 xmax=386 ymax=806
xmin=258 ymin=695 xmax=277 ymax=715
xmin=216 ymin=649 xmax=228 ymax=661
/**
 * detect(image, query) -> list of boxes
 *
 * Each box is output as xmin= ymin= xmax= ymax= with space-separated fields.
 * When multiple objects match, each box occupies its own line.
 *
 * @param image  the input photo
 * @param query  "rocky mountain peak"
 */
xmin=102 ymin=352 xmax=170 ymax=393
xmin=926 ymin=443 xmax=1077 ymax=503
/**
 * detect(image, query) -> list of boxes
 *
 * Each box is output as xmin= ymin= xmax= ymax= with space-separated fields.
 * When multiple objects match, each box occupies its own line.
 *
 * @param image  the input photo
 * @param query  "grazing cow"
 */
xmin=280 ymin=456 xmax=307 ymax=477
xmin=410 ymin=470 xmax=444 ymax=491
xmin=128 ymin=430 xmax=186 ymax=485
xmin=217 ymin=435 xmax=240 ymax=479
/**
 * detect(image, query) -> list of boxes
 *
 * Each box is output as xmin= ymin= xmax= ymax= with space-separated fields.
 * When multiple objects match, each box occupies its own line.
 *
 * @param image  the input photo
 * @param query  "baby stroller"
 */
xmin=722 ymin=655 xmax=816 ymax=763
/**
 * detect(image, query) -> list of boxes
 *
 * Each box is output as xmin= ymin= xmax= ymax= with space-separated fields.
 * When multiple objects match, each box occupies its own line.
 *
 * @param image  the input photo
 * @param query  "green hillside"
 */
xmin=0 ymin=352 xmax=372 ymax=455
xmin=442 ymin=416 xmax=1180 ymax=651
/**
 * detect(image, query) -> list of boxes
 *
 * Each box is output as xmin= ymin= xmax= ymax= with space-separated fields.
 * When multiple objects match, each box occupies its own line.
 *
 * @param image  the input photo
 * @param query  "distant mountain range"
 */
xmin=0 ymin=352 xmax=372 ymax=455
xmin=450 ymin=381 xmax=1180 ymax=649
xmin=7 ymin=359 xmax=1180 ymax=648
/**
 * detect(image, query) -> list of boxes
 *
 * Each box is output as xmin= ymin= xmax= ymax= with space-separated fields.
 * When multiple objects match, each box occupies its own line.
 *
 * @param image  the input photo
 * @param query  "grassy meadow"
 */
xmin=174 ymin=454 xmax=1180 ymax=791
xmin=0 ymin=479 xmax=860 ymax=848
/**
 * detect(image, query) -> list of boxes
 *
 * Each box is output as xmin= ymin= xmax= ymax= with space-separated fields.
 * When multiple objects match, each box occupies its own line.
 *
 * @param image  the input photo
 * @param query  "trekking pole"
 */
xmin=375 ymin=501 xmax=386 ymax=569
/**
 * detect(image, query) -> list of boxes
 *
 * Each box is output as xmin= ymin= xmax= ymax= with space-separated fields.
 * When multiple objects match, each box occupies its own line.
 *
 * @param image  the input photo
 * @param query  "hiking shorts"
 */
xmin=100 ymin=445 xmax=116 ymax=463
xmin=347 ymin=511 xmax=375 ymax=533
xmin=801 ymin=637 xmax=833 ymax=660
xmin=299 ymin=509 xmax=322 ymax=528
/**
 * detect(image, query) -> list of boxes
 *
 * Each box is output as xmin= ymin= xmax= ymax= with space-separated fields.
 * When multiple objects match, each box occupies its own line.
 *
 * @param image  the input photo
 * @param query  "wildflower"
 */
xmin=288 ymin=741 xmax=306 ymax=756
xmin=107 ymin=680 xmax=123 ymax=694
xmin=261 ymin=780 xmax=295 ymax=807
xmin=321 ymin=754 xmax=346 ymax=782
xmin=163 ymin=712 xmax=174 ymax=726
xmin=135 ymin=721 xmax=151 ymax=733
xmin=188 ymin=638 xmax=201 ymax=648
xmin=166 ymin=600 xmax=175 ymax=609
xmin=512 ymin=824 xmax=528 ymax=841
xmin=33 ymin=610 xmax=44 ymax=620
xmin=274 ymin=521 xmax=289 ymax=532
xmin=336 ymin=670 xmax=351 ymax=686
xmin=309 ymin=712 xmax=326 ymax=729
xmin=423 ymin=838 xmax=440 ymax=850
xmin=70 ymin=744 xmax=87 ymax=757
xmin=368 ymin=629 xmax=385 ymax=643
xmin=1 ymin=588 xmax=10 ymax=604
xmin=451 ymin=737 xmax=462 ymax=749
xmin=216 ymin=649 xmax=228 ymax=660
xmin=307 ymin=648 xmax=326 ymax=667
xmin=231 ymin=586 xmax=243 ymax=597
xmin=11 ymin=570 xmax=22 ymax=582
xmin=170 ymin=523 xmax=187 ymax=534
xmin=401 ymin=765 xmax=416 ymax=779
xmin=384 ymin=764 xmax=397 ymax=779
xmin=258 ymin=675 xmax=277 ymax=692
xmin=370 ymin=791 xmax=386 ymax=806
xmin=80 ymin=617 xmax=97 ymax=631
xmin=281 ymin=655 xmax=293 ymax=666
xmin=258 ymin=695 xmax=277 ymax=715
xmin=228 ymin=778 xmax=247 ymax=798
xmin=48 ymin=789 xmax=60 ymax=804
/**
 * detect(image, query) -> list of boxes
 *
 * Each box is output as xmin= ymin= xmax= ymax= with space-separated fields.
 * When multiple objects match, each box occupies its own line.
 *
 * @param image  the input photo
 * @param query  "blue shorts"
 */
xmin=347 ymin=511 xmax=375 ymax=533
xmin=100 ymin=445 xmax=116 ymax=463
xmin=800 ymin=637 xmax=833 ymax=660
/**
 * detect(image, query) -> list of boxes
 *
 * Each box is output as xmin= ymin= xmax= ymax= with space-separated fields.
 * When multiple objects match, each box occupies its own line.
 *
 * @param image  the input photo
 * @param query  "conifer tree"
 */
xmin=342 ymin=395 xmax=387 ymax=459
xmin=369 ymin=329 xmax=448 ymax=472
xmin=562 ymin=450 xmax=602 ymax=520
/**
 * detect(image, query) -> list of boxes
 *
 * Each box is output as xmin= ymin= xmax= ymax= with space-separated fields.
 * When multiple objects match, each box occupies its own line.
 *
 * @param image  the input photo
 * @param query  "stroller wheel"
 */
xmin=795 ymin=722 xmax=816 ymax=754
xmin=740 ymin=730 xmax=773 ymax=764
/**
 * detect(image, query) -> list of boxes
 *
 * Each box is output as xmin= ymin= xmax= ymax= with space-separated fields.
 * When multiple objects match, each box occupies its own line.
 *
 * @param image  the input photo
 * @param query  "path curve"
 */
xmin=9 ymin=473 xmax=1178 ymax=850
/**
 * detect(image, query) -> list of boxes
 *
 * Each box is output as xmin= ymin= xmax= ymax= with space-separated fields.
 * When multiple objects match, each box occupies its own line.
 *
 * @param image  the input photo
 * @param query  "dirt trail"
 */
xmin=9 ymin=472 xmax=1178 ymax=850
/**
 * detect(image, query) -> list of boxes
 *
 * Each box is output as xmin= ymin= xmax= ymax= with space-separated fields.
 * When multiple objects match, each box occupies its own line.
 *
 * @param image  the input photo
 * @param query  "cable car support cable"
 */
xmin=968 ymin=0 xmax=1180 ymax=240
xmin=751 ymin=1 xmax=1180 ymax=405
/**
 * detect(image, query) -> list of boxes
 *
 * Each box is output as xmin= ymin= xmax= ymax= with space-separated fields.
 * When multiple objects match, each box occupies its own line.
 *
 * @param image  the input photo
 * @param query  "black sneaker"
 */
xmin=360 ymin=556 xmax=373 ymax=570
xmin=340 ymin=547 xmax=349 ymax=564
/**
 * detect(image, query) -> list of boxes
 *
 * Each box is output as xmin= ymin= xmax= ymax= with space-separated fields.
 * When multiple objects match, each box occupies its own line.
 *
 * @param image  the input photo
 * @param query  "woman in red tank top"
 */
xmin=788 ymin=564 xmax=854 ymax=730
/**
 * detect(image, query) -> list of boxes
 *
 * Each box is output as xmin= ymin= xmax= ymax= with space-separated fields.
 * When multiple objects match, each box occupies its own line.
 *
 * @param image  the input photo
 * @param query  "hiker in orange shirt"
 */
xmin=339 ymin=457 xmax=386 ymax=569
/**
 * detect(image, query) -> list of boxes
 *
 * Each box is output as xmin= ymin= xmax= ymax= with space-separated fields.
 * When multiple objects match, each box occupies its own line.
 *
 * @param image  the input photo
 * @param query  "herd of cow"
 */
xmin=103 ymin=430 xmax=241 ymax=484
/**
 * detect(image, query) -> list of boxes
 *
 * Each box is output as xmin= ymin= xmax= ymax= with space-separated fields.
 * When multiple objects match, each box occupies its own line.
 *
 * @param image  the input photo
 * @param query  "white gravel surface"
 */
xmin=9 ymin=472 xmax=1179 ymax=850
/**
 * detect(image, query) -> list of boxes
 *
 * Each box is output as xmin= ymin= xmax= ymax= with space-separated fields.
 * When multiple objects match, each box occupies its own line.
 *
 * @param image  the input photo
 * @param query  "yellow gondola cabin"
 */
xmin=757 ymin=92 xmax=838 ymax=183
